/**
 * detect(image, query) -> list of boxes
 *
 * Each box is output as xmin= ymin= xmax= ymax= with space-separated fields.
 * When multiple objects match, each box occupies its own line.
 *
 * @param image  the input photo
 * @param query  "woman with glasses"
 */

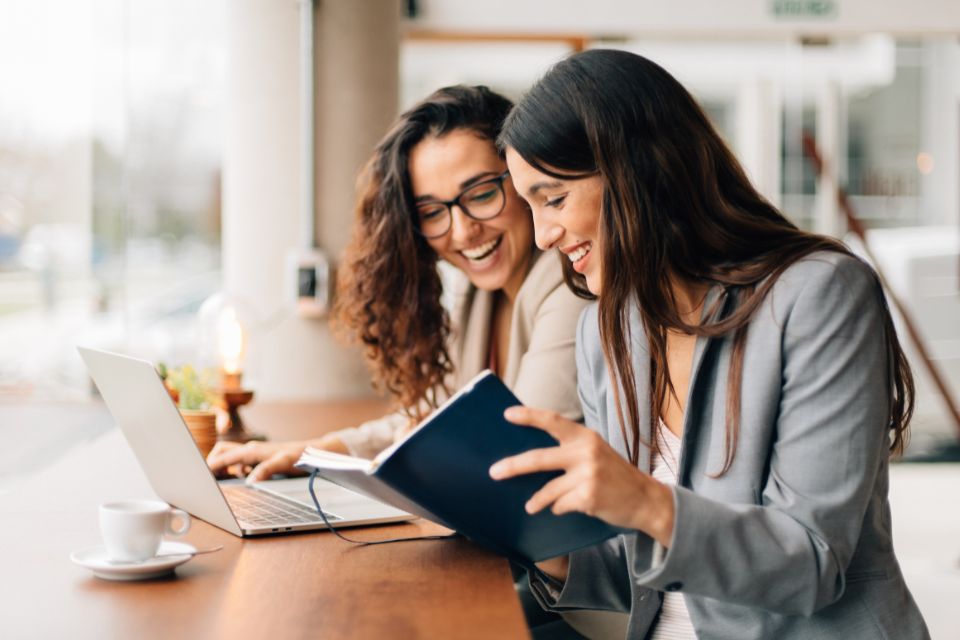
xmin=490 ymin=50 xmax=929 ymax=638
xmin=208 ymin=85 xmax=626 ymax=639
xmin=207 ymin=85 xmax=588 ymax=480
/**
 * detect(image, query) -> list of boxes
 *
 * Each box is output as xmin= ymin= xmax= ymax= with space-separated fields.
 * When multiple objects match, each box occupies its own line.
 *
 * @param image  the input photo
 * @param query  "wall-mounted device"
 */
xmin=287 ymin=248 xmax=331 ymax=318
xmin=293 ymin=0 xmax=330 ymax=319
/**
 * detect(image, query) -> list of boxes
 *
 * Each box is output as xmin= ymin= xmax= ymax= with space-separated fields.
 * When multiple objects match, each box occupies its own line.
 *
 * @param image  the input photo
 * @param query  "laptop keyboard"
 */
xmin=222 ymin=485 xmax=342 ymax=528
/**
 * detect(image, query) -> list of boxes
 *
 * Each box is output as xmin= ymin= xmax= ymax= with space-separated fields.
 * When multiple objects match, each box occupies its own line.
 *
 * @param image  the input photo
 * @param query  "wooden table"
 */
xmin=1 ymin=399 xmax=529 ymax=639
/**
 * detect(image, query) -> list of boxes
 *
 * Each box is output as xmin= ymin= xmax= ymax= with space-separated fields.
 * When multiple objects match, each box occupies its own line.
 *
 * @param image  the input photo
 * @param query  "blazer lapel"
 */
xmin=676 ymin=285 xmax=731 ymax=485
xmin=501 ymin=251 xmax=544 ymax=388
xmin=635 ymin=348 xmax=653 ymax=476
xmin=626 ymin=303 xmax=653 ymax=474
xmin=456 ymin=287 xmax=494 ymax=388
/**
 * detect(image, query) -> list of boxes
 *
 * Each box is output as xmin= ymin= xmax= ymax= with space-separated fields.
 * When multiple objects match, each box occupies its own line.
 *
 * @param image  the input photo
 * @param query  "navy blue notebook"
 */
xmin=295 ymin=370 xmax=621 ymax=564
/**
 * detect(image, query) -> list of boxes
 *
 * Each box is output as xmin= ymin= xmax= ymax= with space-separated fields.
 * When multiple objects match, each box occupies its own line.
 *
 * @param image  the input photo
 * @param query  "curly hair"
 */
xmin=333 ymin=85 xmax=514 ymax=421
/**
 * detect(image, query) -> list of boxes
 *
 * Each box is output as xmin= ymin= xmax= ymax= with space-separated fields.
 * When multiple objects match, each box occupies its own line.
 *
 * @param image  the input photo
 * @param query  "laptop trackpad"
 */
xmin=251 ymin=476 xmax=343 ymax=507
xmin=251 ymin=477 xmax=412 ymax=521
xmin=253 ymin=478 xmax=379 ymax=513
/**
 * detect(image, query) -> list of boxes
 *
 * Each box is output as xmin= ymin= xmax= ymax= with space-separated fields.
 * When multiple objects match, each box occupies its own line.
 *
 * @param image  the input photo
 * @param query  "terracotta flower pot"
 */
xmin=180 ymin=409 xmax=218 ymax=458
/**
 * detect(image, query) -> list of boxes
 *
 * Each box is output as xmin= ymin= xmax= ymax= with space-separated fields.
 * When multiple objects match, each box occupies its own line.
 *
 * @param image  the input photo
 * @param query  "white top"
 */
xmin=650 ymin=424 xmax=699 ymax=640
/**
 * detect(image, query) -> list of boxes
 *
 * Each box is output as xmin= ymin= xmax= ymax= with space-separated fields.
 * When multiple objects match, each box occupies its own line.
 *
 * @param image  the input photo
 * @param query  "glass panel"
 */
xmin=781 ymin=105 xmax=818 ymax=230
xmin=0 ymin=0 xmax=225 ymax=400
xmin=845 ymin=41 xmax=923 ymax=227
xmin=778 ymin=38 xmax=953 ymax=231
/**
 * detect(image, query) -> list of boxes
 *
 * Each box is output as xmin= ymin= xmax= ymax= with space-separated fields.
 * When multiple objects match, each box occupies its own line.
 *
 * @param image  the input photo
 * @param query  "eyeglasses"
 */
xmin=414 ymin=171 xmax=510 ymax=239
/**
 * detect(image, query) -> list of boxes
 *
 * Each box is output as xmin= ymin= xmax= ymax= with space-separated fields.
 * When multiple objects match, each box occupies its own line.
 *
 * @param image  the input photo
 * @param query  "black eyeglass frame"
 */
xmin=413 ymin=170 xmax=511 ymax=239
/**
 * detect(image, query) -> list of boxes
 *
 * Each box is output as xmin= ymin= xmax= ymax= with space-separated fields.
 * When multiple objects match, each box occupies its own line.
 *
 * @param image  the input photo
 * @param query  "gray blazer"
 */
xmin=530 ymin=252 xmax=929 ymax=639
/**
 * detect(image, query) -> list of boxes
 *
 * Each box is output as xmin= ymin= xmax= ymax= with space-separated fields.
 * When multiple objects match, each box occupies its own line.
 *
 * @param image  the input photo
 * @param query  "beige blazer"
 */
xmin=334 ymin=251 xmax=589 ymax=459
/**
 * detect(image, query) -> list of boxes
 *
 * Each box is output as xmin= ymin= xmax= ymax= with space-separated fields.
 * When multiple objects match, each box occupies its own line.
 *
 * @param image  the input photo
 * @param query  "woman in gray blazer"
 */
xmin=492 ymin=49 xmax=930 ymax=639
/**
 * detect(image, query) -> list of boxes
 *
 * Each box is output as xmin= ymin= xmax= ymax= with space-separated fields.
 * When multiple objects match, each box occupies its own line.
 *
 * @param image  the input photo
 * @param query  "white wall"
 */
xmin=223 ymin=0 xmax=399 ymax=400
xmin=409 ymin=0 xmax=960 ymax=35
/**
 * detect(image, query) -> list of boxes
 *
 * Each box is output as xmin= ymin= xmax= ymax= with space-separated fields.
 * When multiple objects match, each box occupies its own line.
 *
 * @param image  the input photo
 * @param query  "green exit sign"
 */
xmin=771 ymin=0 xmax=839 ymax=19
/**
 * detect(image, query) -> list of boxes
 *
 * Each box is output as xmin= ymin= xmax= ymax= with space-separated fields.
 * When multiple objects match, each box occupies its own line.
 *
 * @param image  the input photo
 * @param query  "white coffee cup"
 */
xmin=99 ymin=500 xmax=191 ymax=562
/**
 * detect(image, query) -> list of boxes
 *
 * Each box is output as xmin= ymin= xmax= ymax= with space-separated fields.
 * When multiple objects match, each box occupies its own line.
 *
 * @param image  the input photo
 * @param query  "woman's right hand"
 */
xmin=490 ymin=406 xmax=676 ymax=547
xmin=206 ymin=440 xmax=308 ymax=482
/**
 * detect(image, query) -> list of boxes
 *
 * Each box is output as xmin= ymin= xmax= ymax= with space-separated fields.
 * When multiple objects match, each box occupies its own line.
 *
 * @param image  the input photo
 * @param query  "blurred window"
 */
xmin=0 ymin=0 xmax=225 ymax=399
xmin=781 ymin=38 xmax=942 ymax=230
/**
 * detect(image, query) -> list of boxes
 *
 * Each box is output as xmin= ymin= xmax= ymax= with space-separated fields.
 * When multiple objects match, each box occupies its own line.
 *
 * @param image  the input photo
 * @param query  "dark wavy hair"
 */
xmin=334 ymin=85 xmax=514 ymax=420
xmin=499 ymin=49 xmax=913 ymax=471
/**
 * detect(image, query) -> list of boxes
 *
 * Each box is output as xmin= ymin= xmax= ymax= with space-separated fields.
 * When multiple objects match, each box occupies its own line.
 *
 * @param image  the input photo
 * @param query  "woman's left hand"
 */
xmin=489 ymin=406 xmax=676 ymax=547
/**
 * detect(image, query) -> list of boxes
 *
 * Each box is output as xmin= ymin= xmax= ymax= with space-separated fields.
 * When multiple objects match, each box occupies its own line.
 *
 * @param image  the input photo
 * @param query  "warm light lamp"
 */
xmin=197 ymin=293 xmax=262 ymax=443
xmin=218 ymin=306 xmax=246 ymax=391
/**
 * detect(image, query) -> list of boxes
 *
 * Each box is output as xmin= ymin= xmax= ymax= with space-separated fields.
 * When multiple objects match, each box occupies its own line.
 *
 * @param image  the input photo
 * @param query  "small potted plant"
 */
xmin=156 ymin=362 xmax=179 ymax=404
xmin=162 ymin=364 xmax=220 ymax=458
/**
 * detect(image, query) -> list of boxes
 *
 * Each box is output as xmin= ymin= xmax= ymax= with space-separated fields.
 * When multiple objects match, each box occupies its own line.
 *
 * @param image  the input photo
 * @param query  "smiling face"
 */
xmin=505 ymin=148 xmax=605 ymax=295
xmin=408 ymin=129 xmax=534 ymax=299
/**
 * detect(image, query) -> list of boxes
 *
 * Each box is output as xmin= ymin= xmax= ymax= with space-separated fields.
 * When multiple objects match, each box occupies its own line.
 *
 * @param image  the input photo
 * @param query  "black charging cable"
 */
xmin=307 ymin=469 xmax=457 ymax=546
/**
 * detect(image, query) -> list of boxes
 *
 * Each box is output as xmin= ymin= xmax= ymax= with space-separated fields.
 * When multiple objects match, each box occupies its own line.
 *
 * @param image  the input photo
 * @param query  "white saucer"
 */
xmin=70 ymin=541 xmax=196 ymax=581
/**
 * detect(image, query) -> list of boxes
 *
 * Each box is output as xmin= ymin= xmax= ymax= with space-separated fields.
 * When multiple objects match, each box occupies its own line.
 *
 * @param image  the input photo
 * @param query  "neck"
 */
xmin=670 ymin=276 xmax=710 ymax=325
xmin=500 ymin=251 xmax=534 ymax=303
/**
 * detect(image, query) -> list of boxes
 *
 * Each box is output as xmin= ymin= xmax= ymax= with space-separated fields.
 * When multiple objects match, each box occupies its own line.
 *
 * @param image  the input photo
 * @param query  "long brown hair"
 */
xmin=500 ymin=49 xmax=913 ymax=471
xmin=334 ymin=86 xmax=514 ymax=420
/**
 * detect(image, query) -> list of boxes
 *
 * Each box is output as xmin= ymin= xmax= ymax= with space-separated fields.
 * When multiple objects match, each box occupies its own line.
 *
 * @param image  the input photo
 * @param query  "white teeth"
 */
xmin=461 ymin=237 xmax=501 ymax=260
xmin=567 ymin=243 xmax=592 ymax=263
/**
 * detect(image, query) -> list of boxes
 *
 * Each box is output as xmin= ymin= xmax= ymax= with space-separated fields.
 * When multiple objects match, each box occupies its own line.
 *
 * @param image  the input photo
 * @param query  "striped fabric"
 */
xmin=650 ymin=424 xmax=699 ymax=640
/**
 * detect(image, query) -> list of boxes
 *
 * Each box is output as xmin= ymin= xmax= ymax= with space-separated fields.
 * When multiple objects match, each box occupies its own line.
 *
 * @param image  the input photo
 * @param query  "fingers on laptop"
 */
xmin=207 ymin=441 xmax=265 ymax=477
xmin=206 ymin=441 xmax=308 ymax=481
xmin=246 ymin=452 xmax=300 ymax=483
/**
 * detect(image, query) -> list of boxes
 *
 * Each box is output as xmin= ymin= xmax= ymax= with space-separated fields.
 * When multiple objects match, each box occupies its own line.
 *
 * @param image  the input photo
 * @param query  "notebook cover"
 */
xmin=370 ymin=371 xmax=621 ymax=563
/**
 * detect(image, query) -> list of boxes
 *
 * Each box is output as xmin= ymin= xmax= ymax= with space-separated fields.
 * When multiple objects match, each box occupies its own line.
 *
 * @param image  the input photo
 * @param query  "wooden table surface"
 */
xmin=1 ymin=398 xmax=529 ymax=639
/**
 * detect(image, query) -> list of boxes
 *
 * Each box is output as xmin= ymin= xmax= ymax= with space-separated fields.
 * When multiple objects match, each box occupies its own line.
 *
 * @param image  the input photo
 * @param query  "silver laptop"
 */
xmin=78 ymin=346 xmax=414 ymax=536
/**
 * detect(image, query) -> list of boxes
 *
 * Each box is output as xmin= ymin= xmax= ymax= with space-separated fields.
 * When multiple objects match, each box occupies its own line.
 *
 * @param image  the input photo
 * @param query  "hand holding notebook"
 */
xmin=296 ymin=370 xmax=621 ymax=564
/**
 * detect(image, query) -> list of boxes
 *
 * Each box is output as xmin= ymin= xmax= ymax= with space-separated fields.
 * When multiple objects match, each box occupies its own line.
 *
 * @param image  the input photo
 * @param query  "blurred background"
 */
xmin=1 ymin=0 xmax=958 ymax=633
